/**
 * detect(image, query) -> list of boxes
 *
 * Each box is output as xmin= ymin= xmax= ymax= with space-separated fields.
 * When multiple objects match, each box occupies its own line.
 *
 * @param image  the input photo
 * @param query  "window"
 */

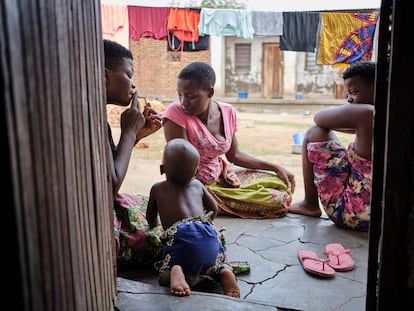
xmin=235 ymin=43 xmax=251 ymax=71
xmin=306 ymin=52 xmax=319 ymax=71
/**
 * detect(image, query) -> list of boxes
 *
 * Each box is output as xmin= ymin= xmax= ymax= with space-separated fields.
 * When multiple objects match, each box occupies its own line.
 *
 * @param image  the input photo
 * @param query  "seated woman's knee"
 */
xmin=306 ymin=125 xmax=332 ymax=142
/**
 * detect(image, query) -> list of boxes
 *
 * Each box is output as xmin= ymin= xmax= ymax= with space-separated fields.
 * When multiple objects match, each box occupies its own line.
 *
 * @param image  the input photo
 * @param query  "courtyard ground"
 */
xmin=113 ymin=103 xmax=354 ymax=205
xmin=111 ymin=103 xmax=369 ymax=311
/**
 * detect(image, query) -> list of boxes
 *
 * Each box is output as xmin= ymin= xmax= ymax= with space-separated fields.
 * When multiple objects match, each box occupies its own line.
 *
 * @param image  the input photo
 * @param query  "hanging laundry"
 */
xmin=167 ymin=8 xmax=200 ymax=50
xmin=199 ymin=8 xmax=254 ymax=40
xmin=101 ymin=4 xmax=129 ymax=48
xmin=167 ymin=33 xmax=209 ymax=52
xmin=128 ymin=6 xmax=169 ymax=41
xmin=280 ymin=12 xmax=320 ymax=52
xmin=317 ymin=12 xmax=378 ymax=65
xmin=252 ymin=11 xmax=283 ymax=37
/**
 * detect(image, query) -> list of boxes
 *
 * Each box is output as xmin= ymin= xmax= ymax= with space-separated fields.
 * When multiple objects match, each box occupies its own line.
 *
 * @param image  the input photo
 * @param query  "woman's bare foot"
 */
xmin=220 ymin=268 xmax=240 ymax=298
xmin=170 ymin=265 xmax=191 ymax=296
xmin=289 ymin=200 xmax=322 ymax=217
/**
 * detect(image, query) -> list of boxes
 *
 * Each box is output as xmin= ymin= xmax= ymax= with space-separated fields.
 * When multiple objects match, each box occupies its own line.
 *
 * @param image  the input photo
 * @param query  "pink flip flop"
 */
xmin=323 ymin=243 xmax=355 ymax=271
xmin=298 ymin=250 xmax=335 ymax=278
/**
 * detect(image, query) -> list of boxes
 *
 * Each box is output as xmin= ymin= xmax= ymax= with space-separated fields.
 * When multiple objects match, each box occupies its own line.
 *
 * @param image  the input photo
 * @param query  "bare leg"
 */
xmin=160 ymin=265 xmax=191 ymax=296
xmin=289 ymin=126 xmax=337 ymax=217
xmin=220 ymin=268 xmax=240 ymax=298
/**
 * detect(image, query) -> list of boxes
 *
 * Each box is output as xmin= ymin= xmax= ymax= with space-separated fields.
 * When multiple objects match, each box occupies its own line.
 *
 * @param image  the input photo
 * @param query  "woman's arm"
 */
xmin=314 ymin=104 xmax=373 ymax=130
xmin=225 ymin=135 xmax=295 ymax=192
xmin=315 ymin=104 xmax=374 ymax=160
xmin=163 ymin=118 xmax=188 ymax=142
xmin=202 ymin=184 xmax=218 ymax=219
xmin=332 ymin=128 xmax=356 ymax=134
xmin=111 ymin=94 xmax=145 ymax=196
xmin=146 ymin=187 xmax=160 ymax=229
xmin=135 ymin=103 xmax=162 ymax=142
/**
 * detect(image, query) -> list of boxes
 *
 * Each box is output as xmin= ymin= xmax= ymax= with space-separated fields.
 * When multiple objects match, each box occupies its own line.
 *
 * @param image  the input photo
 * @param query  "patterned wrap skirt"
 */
xmin=308 ymin=141 xmax=372 ymax=231
xmin=207 ymin=161 xmax=291 ymax=219
xmin=114 ymin=193 xmax=163 ymax=267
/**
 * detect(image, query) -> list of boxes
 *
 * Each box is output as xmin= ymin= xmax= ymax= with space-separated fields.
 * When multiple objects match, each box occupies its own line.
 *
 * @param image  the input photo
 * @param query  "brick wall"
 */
xmin=129 ymin=38 xmax=210 ymax=99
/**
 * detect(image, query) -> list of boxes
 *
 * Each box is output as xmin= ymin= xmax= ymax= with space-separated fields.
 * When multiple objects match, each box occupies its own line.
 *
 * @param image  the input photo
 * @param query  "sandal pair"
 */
xmin=298 ymin=243 xmax=355 ymax=278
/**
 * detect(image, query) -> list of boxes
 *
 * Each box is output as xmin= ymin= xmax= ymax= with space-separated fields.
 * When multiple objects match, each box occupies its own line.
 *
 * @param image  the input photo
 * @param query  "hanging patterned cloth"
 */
xmin=317 ymin=12 xmax=378 ymax=65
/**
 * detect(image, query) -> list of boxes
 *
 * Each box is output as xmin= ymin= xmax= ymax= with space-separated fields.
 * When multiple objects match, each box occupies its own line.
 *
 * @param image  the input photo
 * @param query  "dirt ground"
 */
xmin=112 ymin=104 xmax=354 ymax=205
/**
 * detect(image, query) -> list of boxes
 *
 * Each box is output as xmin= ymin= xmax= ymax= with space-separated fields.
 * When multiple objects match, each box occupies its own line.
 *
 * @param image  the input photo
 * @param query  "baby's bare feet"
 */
xmin=220 ymin=269 xmax=240 ymax=298
xmin=170 ymin=265 xmax=191 ymax=296
xmin=289 ymin=200 xmax=322 ymax=217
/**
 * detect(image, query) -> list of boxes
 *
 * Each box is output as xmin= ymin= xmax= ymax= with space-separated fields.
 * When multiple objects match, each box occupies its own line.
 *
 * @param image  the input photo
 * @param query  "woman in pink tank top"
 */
xmin=163 ymin=62 xmax=295 ymax=219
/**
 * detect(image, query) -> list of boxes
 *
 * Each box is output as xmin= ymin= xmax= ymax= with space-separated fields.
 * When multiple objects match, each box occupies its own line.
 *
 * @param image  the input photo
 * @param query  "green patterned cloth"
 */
xmin=114 ymin=193 xmax=163 ymax=267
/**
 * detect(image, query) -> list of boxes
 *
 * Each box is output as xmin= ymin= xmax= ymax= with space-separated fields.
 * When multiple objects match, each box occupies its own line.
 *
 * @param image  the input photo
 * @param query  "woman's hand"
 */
xmin=120 ymin=92 xmax=146 ymax=141
xmin=136 ymin=102 xmax=162 ymax=142
xmin=274 ymin=165 xmax=296 ymax=193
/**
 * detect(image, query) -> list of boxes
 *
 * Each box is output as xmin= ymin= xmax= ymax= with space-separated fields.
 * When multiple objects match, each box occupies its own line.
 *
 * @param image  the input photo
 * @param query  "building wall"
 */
xmin=129 ymin=38 xmax=211 ymax=99
xmin=295 ymin=53 xmax=339 ymax=99
xmin=128 ymin=37 xmax=339 ymax=101
xmin=283 ymin=51 xmax=297 ymax=99
xmin=224 ymin=37 xmax=338 ymax=99
xmin=224 ymin=36 xmax=281 ymax=97
xmin=210 ymin=36 xmax=226 ymax=96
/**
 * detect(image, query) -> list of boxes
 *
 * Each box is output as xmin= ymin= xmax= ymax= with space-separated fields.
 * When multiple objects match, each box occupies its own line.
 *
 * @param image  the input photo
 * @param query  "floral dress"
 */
xmin=308 ymin=141 xmax=372 ymax=231
xmin=114 ymin=193 xmax=163 ymax=267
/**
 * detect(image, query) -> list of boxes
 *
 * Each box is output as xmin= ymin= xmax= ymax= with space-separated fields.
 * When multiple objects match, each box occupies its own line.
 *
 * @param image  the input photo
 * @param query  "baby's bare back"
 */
xmin=155 ymin=179 xmax=209 ymax=229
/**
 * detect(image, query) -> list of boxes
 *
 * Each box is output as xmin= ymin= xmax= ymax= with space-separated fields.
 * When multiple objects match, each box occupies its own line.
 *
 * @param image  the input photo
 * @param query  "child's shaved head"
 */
xmin=162 ymin=138 xmax=200 ymax=184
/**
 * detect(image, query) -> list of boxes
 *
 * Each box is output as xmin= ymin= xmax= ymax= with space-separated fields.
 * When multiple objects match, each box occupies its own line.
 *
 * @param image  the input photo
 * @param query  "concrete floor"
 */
xmin=116 ymin=213 xmax=369 ymax=311
xmin=115 ymin=100 xmax=367 ymax=310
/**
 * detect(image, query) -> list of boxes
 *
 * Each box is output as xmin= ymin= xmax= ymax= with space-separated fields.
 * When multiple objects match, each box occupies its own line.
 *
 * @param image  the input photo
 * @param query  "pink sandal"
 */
xmin=323 ymin=243 xmax=355 ymax=271
xmin=298 ymin=250 xmax=335 ymax=278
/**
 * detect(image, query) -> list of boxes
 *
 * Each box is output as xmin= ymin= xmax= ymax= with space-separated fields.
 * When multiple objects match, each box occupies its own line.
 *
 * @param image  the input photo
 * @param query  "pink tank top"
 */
xmin=162 ymin=101 xmax=238 ymax=184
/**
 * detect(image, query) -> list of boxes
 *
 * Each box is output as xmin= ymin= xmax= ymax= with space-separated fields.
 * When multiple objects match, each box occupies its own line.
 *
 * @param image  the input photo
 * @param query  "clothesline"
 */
xmin=101 ymin=5 xmax=378 ymax=65
xmin=99 ymin=0 xmax=381 ymax=12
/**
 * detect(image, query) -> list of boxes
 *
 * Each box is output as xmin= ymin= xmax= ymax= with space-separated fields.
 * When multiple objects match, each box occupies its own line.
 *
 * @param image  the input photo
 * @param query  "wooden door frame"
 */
xmin=262 ymin=43 xmax=283 ymax=99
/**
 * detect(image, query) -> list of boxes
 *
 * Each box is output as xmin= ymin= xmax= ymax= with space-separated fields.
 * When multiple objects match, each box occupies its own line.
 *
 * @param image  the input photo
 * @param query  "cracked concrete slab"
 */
xmin=116 ymin=213 xmax=368 ymax=311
